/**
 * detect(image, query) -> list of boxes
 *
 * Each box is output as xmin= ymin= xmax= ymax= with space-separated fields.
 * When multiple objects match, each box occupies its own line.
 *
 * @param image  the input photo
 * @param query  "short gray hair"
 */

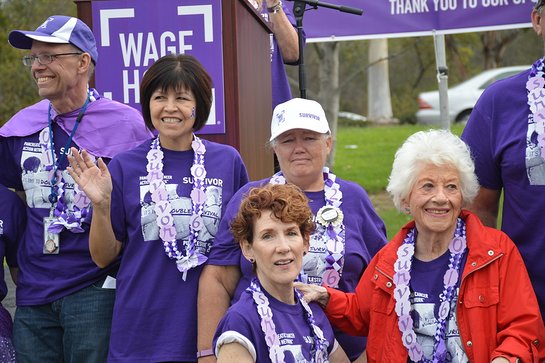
xmin=386 ymin=129 xmax=479 ymax=212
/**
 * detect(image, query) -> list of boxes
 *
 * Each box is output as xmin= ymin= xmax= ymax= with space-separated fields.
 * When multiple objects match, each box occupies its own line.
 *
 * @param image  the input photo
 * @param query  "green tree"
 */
xmin=289 ymin=27 xmax=542 ymax=125
xmin=0 ymin=0 xmax=76 ymax=125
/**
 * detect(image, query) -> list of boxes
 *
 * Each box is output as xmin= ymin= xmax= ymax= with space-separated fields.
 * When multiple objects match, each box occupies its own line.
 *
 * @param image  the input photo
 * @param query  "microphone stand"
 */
xmin=286 ymin=0 xmax=363 ymax=99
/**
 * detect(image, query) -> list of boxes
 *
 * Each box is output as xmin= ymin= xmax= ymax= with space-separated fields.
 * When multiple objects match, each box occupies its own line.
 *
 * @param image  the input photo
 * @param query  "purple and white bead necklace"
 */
xmin=393 ymin=218 xmax=466 ymax=362
xmin=146 ymin=134 xmax=208 ymax=280
xmin=39 ymin=91 xmax=93 ymax=233
xmin=270 ymin=167 xmax=346 ymax=288
xmin=527 ymin=58 xmax=545 ymax=161
xmin=248 ymin=278 xmax=329 ymax=362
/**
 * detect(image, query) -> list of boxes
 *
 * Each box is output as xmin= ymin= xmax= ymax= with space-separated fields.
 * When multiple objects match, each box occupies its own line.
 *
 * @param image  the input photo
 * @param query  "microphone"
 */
xmin=284 ymin=0 xmax=363 ymax=16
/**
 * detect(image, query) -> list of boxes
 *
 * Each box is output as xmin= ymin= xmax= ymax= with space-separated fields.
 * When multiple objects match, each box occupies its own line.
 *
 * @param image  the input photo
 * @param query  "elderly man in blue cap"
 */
xmin=0 ymin=15 xmax=152 ymax=362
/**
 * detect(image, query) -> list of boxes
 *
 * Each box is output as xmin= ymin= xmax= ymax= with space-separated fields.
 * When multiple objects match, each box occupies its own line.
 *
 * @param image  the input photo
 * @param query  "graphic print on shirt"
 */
xmin=411 ymin=289 xmax=468 ymax=363
xmin=20 ymin=141 xmax=87 ymax=211
xmin=139 ymin=175 xmax=223 ymax=255
xmin=302 ymin=221 xmax=330 ymax=285
xmin=526 ymin=122 xmax=545 ymax=184
xmin=278 ymin=332 xmax=312 ymax=362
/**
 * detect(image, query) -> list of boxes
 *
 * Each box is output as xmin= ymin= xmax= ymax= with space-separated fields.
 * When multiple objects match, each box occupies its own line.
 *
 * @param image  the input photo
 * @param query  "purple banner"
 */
xmin=91 ymin=0 xmax=225 ymax=134
xmin=293 ymin=0 xmax=535 ymax=42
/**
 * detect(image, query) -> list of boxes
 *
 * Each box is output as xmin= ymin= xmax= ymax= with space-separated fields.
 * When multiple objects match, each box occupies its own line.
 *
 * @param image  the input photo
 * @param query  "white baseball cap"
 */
xmin=270 ymin=98 xmax=331 ymax=141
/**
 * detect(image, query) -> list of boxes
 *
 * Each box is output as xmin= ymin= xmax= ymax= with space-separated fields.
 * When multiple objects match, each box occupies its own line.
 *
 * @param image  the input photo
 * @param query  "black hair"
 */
xmin=140 ymin=54 xmax=213 ymax=131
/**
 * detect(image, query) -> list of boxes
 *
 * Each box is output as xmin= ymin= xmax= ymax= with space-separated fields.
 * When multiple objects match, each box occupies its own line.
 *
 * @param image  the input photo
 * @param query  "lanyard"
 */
xmin=47 ymin=92 xmax=91 ymax=204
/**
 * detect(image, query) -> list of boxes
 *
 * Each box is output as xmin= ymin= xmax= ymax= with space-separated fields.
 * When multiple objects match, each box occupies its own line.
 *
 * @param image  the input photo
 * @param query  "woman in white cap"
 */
xmin=197 ymin=98 xmax=387 ymax=362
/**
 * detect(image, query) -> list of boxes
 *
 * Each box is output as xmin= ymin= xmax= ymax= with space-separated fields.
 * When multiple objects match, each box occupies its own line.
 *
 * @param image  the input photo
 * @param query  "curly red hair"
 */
xmin=230 ymin=184 xmax=315 ymax=245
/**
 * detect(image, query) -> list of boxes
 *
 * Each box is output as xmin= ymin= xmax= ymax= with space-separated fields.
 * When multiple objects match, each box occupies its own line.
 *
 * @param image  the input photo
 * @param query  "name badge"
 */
xmin=43 ymin=217 xmax=60 ymax=254
xmin=316 ymin=205 xmax=344 ymax=227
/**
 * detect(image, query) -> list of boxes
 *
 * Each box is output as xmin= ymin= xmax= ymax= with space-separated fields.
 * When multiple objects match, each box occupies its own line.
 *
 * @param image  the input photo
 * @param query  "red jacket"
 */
xmin=325 ymin=210 xmax=545 ymax=362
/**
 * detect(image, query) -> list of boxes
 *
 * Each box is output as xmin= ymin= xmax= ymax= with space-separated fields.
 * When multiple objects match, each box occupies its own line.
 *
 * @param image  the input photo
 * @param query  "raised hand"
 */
xmin=67 ymin=147 xmax=112 ymax=209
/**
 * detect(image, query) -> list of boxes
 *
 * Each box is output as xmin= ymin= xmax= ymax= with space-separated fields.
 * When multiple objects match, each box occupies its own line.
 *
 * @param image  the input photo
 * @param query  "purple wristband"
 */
xmin=196 ymin=348 xmax=214 ymax=359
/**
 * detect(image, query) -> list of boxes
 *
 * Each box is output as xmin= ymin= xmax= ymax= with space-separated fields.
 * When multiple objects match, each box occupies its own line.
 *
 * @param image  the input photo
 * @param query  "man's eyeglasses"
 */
xmin=22 ymin=52 xmax=83 ymax=67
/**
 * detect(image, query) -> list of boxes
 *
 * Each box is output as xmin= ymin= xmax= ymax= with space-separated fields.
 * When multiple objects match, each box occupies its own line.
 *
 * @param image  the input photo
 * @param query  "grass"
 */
xmin=334 ymin=123 xmax=466 ymax=238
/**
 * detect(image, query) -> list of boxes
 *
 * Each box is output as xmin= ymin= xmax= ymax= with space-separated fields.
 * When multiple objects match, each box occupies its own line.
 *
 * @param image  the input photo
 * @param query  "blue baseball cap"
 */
xmin=9 ymin=15 xmax=98 ymax=64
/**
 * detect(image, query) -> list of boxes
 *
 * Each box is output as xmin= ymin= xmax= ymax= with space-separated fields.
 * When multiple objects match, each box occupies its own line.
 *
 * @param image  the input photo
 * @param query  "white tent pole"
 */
xmin=433 ymin=31 xmax=450 ymax=130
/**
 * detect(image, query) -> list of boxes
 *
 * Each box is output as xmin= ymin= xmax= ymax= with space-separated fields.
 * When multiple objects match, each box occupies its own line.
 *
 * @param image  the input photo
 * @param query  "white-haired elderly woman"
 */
xmin=297 ymin=129 xmax=545 ymax=362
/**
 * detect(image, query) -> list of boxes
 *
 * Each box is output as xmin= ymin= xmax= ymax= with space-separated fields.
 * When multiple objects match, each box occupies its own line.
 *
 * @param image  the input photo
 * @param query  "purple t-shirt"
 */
xmin=214 ymin=283 xmax=336 ymax=362
xmin=410 ymin=252 xmax=468 ymax=362
xmin=0 ymin=185 xmax=24 ymax=339
xmin=461 ymin=66 xmax=545 ymax=319
xmin=207 ymin=178 xmax=387 ymax=359
xmin=0 ymin=94 xmax=151 ymax=305
xmin=0 ymin=185 xmax=25 ymax=302
xmin=106 ymin=139 xmax=248 ymax=362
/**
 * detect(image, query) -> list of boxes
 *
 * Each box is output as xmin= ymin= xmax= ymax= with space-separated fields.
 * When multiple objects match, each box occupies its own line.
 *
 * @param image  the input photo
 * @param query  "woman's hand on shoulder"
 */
xmin=294 ymin=282 xmax=330 ymax=307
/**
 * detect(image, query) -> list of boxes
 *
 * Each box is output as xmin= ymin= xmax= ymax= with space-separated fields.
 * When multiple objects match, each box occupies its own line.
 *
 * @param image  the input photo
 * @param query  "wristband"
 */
xmin=267 ymin=0 xmax=283 ymax=13
xmin=196 ymin=348 xmax=214 ymax=359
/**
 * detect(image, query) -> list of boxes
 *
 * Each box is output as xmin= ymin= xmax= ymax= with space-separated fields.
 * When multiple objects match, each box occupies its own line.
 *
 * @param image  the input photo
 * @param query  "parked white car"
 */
xmin=416 ymin=65 xmax=529 ymax=125
xmin=338 ymin=111 xmax=367 ymax=122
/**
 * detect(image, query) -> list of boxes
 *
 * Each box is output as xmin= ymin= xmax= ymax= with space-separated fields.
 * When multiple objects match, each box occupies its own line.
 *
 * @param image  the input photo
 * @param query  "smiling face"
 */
xmin=272 ymin=129 xmax=332 ymax=191
xmin=404 ymin=163 xmax=462 ymax=241
xmin=242 ymin=210 xmax=309 ymax=299
xmin=150 ymin=87 xmax=196 ymax=150
xmin=29 ymin=41 xmax=86 ymax=110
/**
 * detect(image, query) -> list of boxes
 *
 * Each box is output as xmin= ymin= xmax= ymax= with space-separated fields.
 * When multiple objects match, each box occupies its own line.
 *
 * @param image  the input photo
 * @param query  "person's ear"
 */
xmin=325 ymin=135 xmax=333 ymax=154
xmin=78 ymin=53 xmax=92 ymax=73
xmin=303 ymin=233 xmax=310 ymax=254
xmin=401 ymin=199 xmax=411 ymax=214
xmin=532 ymin=8 xmax=543 ymax=36
xmin=240 ymin=239 xmax=255 ymax=263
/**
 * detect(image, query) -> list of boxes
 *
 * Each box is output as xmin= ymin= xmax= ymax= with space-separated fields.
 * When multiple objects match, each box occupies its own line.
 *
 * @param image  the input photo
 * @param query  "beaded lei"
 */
xmin=146 ymin=135 xmax=208 ymax=280
xmin=269 ymin=167 xmax=346 ymax=288
xmin=393 ymin=218 xmax=467 ymax=362
xmin=527 ymin=58 xmax=545 ymax=161
xmin=248 ymin=278 xmax=329 ymax=362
